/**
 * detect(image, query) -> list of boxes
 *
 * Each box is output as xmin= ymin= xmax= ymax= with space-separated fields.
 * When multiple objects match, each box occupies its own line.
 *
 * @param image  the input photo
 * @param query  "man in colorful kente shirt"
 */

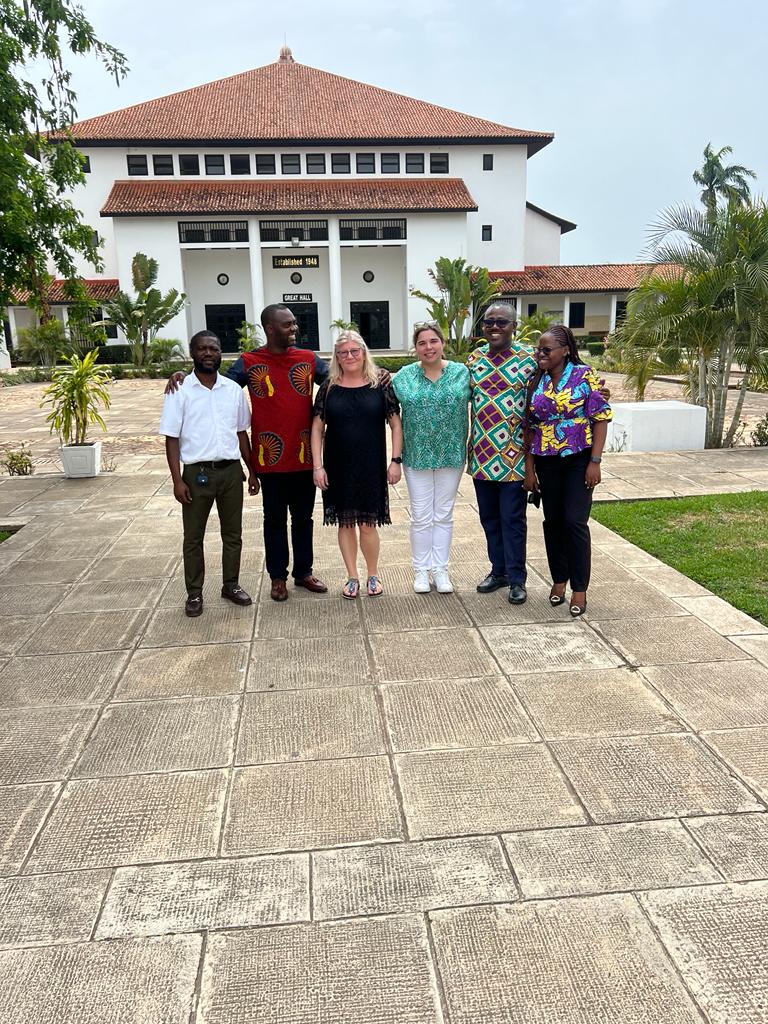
xmin=467 ymin=302 xmax=537 ymax=605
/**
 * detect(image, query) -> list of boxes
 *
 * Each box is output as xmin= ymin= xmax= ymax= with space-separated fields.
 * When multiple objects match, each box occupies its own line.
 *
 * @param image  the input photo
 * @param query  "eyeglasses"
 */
xmin=482 ymin=317 xmax=512 ymax=328
xmin=337 ymin=348 xmax=362 ymax=359
xmin=414 ymin=320 xmax=439 ymax=331
xmin=535 ymin=345 xmax=564 ymax=355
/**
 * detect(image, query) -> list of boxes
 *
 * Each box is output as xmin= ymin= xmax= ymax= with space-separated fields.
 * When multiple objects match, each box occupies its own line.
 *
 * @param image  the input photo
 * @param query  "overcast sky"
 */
xmin=66 ymin=0 xmax=767 ymax=265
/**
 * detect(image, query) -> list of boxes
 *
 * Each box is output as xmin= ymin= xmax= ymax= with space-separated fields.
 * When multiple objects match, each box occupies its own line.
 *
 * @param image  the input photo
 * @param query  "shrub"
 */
xmin=149 ymin=338 xmax=185 ymax=363
xmin=373 ymin=355 xmax=417 ymax=372
xmin=2 ymin=443 xmax=34 ymax=475
xmin=94 ymin=344 xmax=134 ymax=364
xmin=752 ymin=414 xmax=768 ymax=447
xmin=585 ymin=339 xmax=606 ymax=356
xmin=16 ymin=320 xmax=68 ymax=365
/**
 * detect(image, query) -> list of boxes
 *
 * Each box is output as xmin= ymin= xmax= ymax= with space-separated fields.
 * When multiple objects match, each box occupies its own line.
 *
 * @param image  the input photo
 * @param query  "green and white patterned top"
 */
xmin=392 ymin=360 xmax=471 ymax=470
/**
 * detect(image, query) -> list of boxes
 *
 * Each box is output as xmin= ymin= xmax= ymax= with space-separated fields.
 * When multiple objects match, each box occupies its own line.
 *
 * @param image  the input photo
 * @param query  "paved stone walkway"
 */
xmin=0 ymin=385 xmax=767 ymax=1022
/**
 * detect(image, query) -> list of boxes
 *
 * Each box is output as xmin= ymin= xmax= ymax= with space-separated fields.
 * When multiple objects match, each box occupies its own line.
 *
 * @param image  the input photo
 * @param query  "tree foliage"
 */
xmin=693 ymin=143 xmax=756 ymax=220
xmin=410 ymin=257 xmax=501 ymax=357
xmin=0 ymin=0 xmax=127 ymax=311
xmin=41 ymin=348 xmax=113 ymax=445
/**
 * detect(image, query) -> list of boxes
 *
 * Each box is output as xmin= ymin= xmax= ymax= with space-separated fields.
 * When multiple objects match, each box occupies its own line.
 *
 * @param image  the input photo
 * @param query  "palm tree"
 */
xmin=410 ymin=257 xmax=501 ymax=358
xmin=693 ymin=143 xmax=756 ymax=219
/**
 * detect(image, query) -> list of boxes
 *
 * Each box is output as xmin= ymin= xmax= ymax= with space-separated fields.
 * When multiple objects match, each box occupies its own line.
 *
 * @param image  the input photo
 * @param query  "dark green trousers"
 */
xmin=181 ymin=461 xmax=244 ymax=595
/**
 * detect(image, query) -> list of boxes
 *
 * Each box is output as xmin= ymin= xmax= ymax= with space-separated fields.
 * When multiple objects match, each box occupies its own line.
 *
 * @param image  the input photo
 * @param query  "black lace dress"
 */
xmin=313 ymin=376 xmax=400 ymax=527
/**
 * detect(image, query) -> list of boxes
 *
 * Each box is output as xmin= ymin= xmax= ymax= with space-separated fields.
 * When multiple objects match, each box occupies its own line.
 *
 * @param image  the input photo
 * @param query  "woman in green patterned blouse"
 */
xmin=392 ymin=324 xmax=471 ymax=594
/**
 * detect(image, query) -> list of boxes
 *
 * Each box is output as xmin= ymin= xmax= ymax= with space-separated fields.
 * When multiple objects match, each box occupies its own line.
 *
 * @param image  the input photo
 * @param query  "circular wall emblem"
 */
xmin=363 ymin=270 xmax=375 ymax=283
xmin=216 ymin=273 xmax=229 ymax=286
xmin=290 ymin=272 xmax=303 ymax=284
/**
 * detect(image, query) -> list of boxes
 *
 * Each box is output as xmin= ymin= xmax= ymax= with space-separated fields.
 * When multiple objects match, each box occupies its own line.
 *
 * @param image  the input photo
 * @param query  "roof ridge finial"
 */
xmin=278 ymin=42 xmax=294 ymax=63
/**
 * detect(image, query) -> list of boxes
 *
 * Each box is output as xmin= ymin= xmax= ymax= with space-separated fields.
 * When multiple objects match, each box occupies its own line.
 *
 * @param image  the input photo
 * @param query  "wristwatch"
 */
xmin=590 ymin=456 xmax=602 ymax=464
xmin=390 ymin=456 xmax=403 ymax=464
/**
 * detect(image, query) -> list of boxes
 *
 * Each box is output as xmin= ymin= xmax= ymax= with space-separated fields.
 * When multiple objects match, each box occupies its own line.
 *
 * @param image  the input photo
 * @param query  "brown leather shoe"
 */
xmin=270 ymin=579 xmax=288 ymax=602
xmin=294 ymin=574 xmax=328 ymax=594
xmin=185 ymin=593 xmax=203 ymax=617
xmin=221 ymin=584 xmax=252 ymax=607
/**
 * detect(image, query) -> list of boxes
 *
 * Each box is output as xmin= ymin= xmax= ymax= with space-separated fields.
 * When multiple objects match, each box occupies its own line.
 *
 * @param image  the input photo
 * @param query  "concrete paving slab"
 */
xmin=140 ymin=604 xmax=255 ymax=648
xmin=256 ymin=598 xmax=361 ymax=639
xmin=0 ymin=583 xmax=67 ymax=616
xmin=0 ymin=933 xmax=201 ymax=1024
xmin=565 ymin=580 xmax=689 ymax=620
xmin=160 ymin=570 xmax=261 ymax=606
xmin=0 ymin=651 xmax=129 ymax=708
xmin=313 ymin=836 xmax=517 ymax=919
xmin=237 ymin=688 xmax=384 ymax=764
xmin=223 ymin=757 xmax=403 ymax=855
xmin=552 ymin=734 xmax=763 ymax=823
xmin=685 ymin=813 xmax=768 ymax=881
xmin=730 ymin=634 xmax=768 ymax=668
xmin=0 ymin=706 xmax=96 ymax=784
xmin=458 ymin=584 xmax=566 ymax=625
xmin=63 ymin=578 xmax=166 ymax=612
xmin=429 ymin=896 xmax=703 ymax=1024
xmin=97 ymin=853 xmax=309 ymax=939
xmin=0 ymin=784 xmax=59 ymax=875
xmin=482 ymin=622 xmax=623 ymax=675
xmin=676 ymin=595 xmax=768 ymax=636
xmin=73 ymin=695 xmax=238 ymax=778
xmin=638 ymin=564 xmax=712 ymax=598
xmin=22 ymin=608 xmax=151 ymax=655
xmin=0 ymin=868 xmax=110 ymax=948
xmin=0 ymin=616 xmax=46 ymax=656
xmin=248 ymin=635 xmax=374 ymax=690
xmin=381 ymin=676 xmax=537 ymax=751
xmin=641 ymin=661 xmax=768 ymax=730
xmin=115 ymin=643 xmax=248 ymax=700
xmin=199 ymin=915 xmax=441 ymax=1024
xmin=529 ymin=552 xmax=639 ymax=584
xmin=591 ymin=616 xmax=750 ymax=666
xmin=641 ymin=881 xmax=768 ymax=1024
xmin=702 ymin=726 xmax=768 ymax=801
xmin=371 ymin=627 xmax=499 ymax=682
xmin=84 ymin=553 xmax=180 ymax=581
xmin=361 ymin=592 xmax=472 ymax=632
xmin=510 ymin=667 xmax=682 ymax=738
xmin=26 ymin=769 xmax=227 ymax=872
xmin=503 ymin=820 xmax=721 ymax=898
xmin=0 ymin=556 xmax=92 ymax=584
xmin=396 ymin=745 xmax=587 ymax=839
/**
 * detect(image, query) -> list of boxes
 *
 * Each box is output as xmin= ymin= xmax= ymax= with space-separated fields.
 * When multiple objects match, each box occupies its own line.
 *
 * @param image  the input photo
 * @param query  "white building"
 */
xmin=6 ymin=48 xmax=633 ymax=356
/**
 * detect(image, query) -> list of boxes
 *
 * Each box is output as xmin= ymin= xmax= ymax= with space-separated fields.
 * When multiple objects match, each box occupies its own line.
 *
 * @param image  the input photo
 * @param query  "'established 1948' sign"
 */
xmin=283 ymin=294 xmax=312 ymax=302
xmin=273 ymin=255 xmax=320 ymax=269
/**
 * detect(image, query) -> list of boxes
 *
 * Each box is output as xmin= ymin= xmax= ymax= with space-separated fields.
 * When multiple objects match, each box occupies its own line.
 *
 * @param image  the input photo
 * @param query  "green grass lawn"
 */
xmin=592 ymin=491 xmax=768 ymax=626
xmin=0 ymin=532 xmax=10 ymax=544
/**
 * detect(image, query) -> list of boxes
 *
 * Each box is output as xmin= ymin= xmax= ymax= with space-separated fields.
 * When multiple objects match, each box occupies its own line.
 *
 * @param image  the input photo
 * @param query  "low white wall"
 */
xmin=607 ymin=401 xmax=706 ymax=452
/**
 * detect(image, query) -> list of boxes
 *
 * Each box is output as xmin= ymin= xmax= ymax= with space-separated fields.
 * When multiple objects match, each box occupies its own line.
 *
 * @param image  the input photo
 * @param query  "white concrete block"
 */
xmin=606 ymin=401 xmax=706 ymax=453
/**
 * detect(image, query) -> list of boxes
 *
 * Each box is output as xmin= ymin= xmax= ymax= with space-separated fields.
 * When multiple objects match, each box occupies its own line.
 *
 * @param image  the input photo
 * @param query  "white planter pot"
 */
xmin=60 ymin=441 xmax=102 ymax=478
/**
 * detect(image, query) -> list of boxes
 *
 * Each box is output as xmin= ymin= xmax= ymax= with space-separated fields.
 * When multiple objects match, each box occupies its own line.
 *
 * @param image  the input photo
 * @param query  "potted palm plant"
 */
xmin=41 ymin=349 xmax=113 ymax=477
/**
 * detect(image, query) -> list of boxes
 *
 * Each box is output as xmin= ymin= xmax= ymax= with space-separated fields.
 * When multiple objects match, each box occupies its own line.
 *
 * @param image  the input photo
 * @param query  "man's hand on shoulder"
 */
xmin=164 ymin=371 xmax=186 ymax=395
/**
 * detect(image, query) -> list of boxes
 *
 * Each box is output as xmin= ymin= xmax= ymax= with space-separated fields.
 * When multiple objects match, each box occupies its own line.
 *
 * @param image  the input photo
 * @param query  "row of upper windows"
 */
xmin=121 ymin=151 xmax=461 ymax=177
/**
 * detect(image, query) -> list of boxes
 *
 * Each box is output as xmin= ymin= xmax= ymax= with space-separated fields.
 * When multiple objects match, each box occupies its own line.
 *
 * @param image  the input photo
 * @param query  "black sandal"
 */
xmin=570 ymin=599 xmax=587 ymax=618
xmin=549 ymin=586 xmax=566 ymax=607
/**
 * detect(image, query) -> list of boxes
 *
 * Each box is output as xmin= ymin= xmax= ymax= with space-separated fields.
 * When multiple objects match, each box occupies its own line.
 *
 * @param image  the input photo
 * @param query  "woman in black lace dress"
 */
xmin=311 ymin=331 xmax=403 ymax=598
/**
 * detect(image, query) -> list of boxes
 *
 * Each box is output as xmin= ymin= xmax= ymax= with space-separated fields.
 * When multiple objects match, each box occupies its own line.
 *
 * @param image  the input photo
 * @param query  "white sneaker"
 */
xmin=432 ymin=569 xmax=454 ymax=593
xmin=413 ymin=570 xmax=431 ymax=593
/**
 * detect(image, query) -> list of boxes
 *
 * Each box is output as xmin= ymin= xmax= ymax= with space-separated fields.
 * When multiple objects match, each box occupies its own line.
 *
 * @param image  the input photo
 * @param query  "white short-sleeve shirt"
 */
xmin=159 ymin=372 xmax=251 ymax=464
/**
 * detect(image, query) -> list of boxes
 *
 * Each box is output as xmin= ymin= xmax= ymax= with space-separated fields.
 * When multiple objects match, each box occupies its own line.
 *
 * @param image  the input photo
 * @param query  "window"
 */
xmin=430 ymin=153 xmax=449 ymax=173
xmin=91 ymin=230 xmax=100 ymax=247
xmin=92 ymin=307 xmax=118 ymax=340
xmin=281 ymin=154 xmax=301 ymax=174
xmin=615 ymin=300 xmax=627 ymax=323
xmin=205 ymin=155 xmax=225 ymax=175
xmin=405 ymin=153 xmax=424 ymax=173
xmin=230 ymin=154 xmax=250 ymax=175
xmin=356 ymin=153 xmax=375 ymax=173
xmin=81 ymin=154 xmax=91 ymax=173
xmin=483 ymin=154 xmax=494 ymax=170
xmin=339 ymin=218 xmax=406 ymax=241
xmin=380 ymin=153 xmax=400 ymax=173
xmin=527 ymin=303 xmax=537 ymax=317
xmin=306 ymin=153 xmax=326 ymax=174
xmin=179 ymin=221 xmax=249 ymax=243
xmin=481 ymin=225 xmax=492 ymax=241
xmin=255 ymin=154 xmax=276 ymax=175
xmin=127 ymin=155 xmax=148 ymax=176
xmin=179 ymin=154 xmax=200 ymax=175
xmin=331 ymin=153 xmax=350 ymax=173
xmin=153 ymin=154 xmax=173 ymax=175
xmin=569 ymin=302 xmax=586 ymax=329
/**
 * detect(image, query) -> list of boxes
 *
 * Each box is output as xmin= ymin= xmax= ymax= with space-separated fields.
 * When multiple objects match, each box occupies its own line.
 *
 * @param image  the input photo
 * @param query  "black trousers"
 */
xmin=259 ymin=470 xmax=316 ymax=581
xmin=181 ymin=461 xmax=243 ymax=595
xmin=472 ymin=477 xmax=527 ymax=584
xmin=534 ymin=448 xmax=594 ymax=591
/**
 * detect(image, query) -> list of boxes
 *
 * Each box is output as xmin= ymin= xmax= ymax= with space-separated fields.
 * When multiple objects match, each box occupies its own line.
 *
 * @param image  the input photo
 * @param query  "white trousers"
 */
xmin=404 ymin=465 xmax=464 ymax=571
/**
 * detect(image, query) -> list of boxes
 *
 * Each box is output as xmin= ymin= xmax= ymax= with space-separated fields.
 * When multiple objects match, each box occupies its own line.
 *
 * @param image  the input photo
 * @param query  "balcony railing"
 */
xmin=178 ymin=221 xmax=249 ymax=243
xmin=339 ymin=218 xmax=407 ymax=241
xmin=259 ymin=220 xmax=329 ymax=242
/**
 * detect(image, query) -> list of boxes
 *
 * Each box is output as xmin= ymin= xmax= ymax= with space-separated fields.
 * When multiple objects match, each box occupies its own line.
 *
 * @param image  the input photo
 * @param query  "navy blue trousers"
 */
xmin=473 ymin=477 xmax=527 ymax=584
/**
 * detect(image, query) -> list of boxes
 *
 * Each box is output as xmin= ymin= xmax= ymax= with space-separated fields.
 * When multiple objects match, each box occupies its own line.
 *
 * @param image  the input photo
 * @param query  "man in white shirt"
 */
xmin=160 ymin=330 xmax=258 ymax=617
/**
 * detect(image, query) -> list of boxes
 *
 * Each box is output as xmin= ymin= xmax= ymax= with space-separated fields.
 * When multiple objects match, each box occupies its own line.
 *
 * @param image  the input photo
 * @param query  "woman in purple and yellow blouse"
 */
xmin=523 ymin=324 xmax=612 ymax=617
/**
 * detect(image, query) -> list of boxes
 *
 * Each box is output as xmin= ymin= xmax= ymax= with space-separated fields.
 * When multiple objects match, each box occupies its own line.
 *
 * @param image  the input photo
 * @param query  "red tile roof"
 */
xmin=65 ymin=60 xmax=553 ymax=150
xmin=101 ymin=178 xmax=478 ymax=216
xmin=490 ymin=264 xmax=681 ymax=294
xmin=10 ymin=279 xmax=120 ymax=305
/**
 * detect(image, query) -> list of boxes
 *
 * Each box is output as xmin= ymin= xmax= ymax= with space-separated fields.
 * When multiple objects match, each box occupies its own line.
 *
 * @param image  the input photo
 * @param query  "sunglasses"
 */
xmin=535 ymin=345 xmax=564 ymax=355
xmin=337 ymin=347 xmax=362 ymax=358
xmin=414 ymin=320 xmax=439 ymax=330
xmin=482 ymin=317 xmax=512 ymax=328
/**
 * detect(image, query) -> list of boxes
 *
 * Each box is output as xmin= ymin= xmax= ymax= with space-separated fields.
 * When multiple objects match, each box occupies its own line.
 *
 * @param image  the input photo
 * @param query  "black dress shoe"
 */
xmin=185 ymin=593 xmax=203 ymax=617
xmin=221 ymin=584 xmax=253 ymax=607
xmin=508 ymin=584 xmax=528 ymax=605
xmin=476 ymin=573 xmax=509 ymax=594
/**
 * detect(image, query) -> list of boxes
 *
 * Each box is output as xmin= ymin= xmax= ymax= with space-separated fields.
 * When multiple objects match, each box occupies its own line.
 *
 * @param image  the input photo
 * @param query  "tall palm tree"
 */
xmin=693 ymin=143 xmax=756 ymax=219
xmin=410 ymin=257 xmax=501 ymax=358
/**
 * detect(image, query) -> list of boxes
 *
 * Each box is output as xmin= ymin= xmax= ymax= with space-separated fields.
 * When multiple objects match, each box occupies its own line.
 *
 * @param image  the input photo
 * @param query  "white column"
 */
xmin=609 ymin=292 xmax=618 ymax=333
xmin=327 ymin=216 xmax=343 ymax=330
xmin=248 ymin=218 xmax=264 ymax=320
xmin=0 ymin=307 xmax=14 ymax=369
xmin=562 ymin=295 xmax=570 ymax=328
